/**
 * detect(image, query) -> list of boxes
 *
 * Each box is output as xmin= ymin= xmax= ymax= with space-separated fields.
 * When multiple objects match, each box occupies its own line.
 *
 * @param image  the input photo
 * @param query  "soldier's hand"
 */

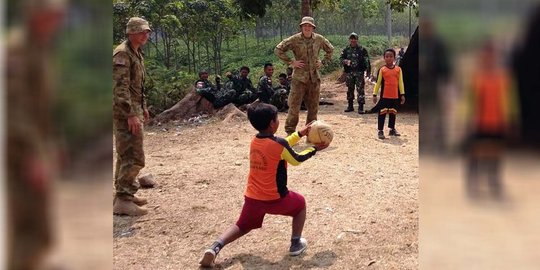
xmin=316 ymin=60 xmax=323 ymax=69
xmin=291 ymin=60 xmax=305 ymax=69
xmin=128 ymin=116 xmax=142 ymax=135
xmin=144 ymin=109 xmax=150 ymax=122
xmin=400 ymin=95 xmax=406 ymax=105
xmin=372 ymin=96 xmax=378 ymax=104
xmin=343 ymin=59 xmax=351 ymax=66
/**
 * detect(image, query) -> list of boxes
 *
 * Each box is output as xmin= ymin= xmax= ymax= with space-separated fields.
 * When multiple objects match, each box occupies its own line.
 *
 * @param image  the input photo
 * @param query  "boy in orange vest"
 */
xmin=373 ymin=49 xmax=406 ymax=139
xmin=199 ymin=102 xmax=328 ymax=267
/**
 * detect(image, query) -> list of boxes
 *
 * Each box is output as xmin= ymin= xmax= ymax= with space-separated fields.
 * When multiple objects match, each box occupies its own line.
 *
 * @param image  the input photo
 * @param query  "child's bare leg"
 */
xmin=289 ymin=207 xmax=308 ymax=256
xmin=218 ymin=225 xmax=249 ymax=246
xmin=291 ymin=207 xmax=306 ymax=238
xmin=200 ymin=225 xmax=250 ymax=267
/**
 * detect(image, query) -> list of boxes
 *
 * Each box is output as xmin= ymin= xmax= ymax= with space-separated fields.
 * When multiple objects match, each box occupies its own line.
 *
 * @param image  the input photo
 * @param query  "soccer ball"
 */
xmin=307 ymin=121 xmax=333 ymax=145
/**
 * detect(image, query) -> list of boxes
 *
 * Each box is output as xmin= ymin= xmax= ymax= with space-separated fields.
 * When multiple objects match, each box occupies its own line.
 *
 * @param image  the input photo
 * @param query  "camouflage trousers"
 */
xmin=212 ymin=88 xmax=236 ymax=108
xmin=285 ymin=79 xmax=320 ymax=134
xmin=234 ymin=90 xmax=258 ymax=106
xmin=196 ymin=87 xmax=217 ymax=103
xmin=270 ymin=88 xmax=288 ymax=111
xmin=346 ymin=71 xmax=366 ymax=104
xmin=114 ymin=117 xmax=145 ymax=200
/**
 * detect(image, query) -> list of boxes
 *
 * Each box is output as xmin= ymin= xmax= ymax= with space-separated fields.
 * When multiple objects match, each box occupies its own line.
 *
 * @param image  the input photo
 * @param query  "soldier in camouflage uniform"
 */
xmin=257 ymin=63 xmax=288 ymax=112
xmin=112 ymin=17 xmax=152 ymax=216
xmin=195 ymin=70 xmax=219 ymax=103
xmin=225 ymin=66 xmax=257 ymax=106
xmin=340 ymin=32 xmax=371 ymax=114
xmin=6 ymin=0 xmax=65 ymax=268
xmin=275 ymin=16 xmax=334 ymax=134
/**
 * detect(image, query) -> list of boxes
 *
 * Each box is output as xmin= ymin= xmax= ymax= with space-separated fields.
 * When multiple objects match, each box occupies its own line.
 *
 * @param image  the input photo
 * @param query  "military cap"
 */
xmin=299 ymin=16 xmax=316 ymax=28
xmin=349 ymin=32 xmax=359 ymax=39
xmin=126 ymin=17 xmax=151 ymax=34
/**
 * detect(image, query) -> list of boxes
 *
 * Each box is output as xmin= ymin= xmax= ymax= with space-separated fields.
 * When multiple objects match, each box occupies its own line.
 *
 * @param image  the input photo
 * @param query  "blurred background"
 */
xmin=2 ymin=0 xmax=539 ymax=269
xmin=420 ymin=0 xmax=540 ymax=269
xmin=3 ymin=0 xmax=112 ymax=269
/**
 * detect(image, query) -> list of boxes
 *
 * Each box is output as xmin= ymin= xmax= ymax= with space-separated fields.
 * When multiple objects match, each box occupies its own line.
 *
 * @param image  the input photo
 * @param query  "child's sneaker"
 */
xmin=389 ymin=129 xmax=401 ymax=136
xmin=377 ymin=130 xmax=385 ymax=140
xmin=289 ymin=238 xmax=308 ymax=256
xmin=199 ymin=249 xmax=217 ymax=268
xmin=199 ymin=242 xmax=222 ymax=267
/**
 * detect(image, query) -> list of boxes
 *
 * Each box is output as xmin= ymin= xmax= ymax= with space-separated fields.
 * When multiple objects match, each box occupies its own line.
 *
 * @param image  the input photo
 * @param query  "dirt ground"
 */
xmin=113 ymin=74 xmax=418 ymax=269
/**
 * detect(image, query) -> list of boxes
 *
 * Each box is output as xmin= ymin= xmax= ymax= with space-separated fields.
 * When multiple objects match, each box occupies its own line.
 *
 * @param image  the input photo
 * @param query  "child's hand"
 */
xmin=299 ymin=126 xmax=311 ymax=137
xmin=400 ymin=95 xmax=406 ymax=104
xmin=372 ymin=96 xmax=378 ymax=104
xmin=314 ymin=143 xmax=329 ymax=151
xmin=298 ymin=120 xmax=316 ymax=137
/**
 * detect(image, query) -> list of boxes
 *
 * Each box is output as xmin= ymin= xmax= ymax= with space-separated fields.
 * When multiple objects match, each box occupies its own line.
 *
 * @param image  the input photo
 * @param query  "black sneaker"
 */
xmin=378 ymin=130 xmax=385 ymax=140
xmin=389 ymin=129 xmax=401 ymax=136
xmin=344 ymin=107 xmax=354 ymax=112
xmin=289 ymin=238 xmax=308 ymax=256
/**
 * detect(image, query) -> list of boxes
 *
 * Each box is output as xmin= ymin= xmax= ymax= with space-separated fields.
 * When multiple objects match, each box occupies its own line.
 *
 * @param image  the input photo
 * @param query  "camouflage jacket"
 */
xmin=113 ymin=40 xmax=147 ymax=120
xmin=340 ymin=45 xmax=370 ymax=74
xmin=275 ymin=33 xmax=334 ymax=83
xmin=195 ymin=79 xmax=216 ymax=92
xmin=227 ymin=75 xmax=255 ymax=96
xmin=257 ymin=75 xmax=275 ymax=103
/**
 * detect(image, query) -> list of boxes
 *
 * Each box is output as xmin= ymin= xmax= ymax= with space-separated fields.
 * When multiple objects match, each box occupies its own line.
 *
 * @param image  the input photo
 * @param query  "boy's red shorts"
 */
xmin=235 ymin=191 xmax=306 ymax=232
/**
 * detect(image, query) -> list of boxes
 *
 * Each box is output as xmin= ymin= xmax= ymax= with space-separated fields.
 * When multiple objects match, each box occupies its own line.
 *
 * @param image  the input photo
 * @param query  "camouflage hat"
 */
xmin=349 ymin=32 xmax=358 ymax=39
xmin=126 ymin=17 xmax=151 ymax=34
xmin=299 ymin=16 xmax=316 ymax=28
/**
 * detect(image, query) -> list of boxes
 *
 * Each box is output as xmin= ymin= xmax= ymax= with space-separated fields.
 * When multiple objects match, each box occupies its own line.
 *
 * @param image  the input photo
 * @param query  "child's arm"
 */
xmin=373 ymin=67 xmax=383 ymax=103
xmin=278 ymin=138 xmax=317 ymax=166
xmin=284 ymin=131 xmax=302 ymax=146
xmin=399 ymin=68 xmax=406 ymax=104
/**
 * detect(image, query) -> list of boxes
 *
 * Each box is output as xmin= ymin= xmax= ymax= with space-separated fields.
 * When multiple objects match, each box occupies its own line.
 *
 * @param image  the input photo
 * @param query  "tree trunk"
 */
xmin=386 ymin=2 xmax=392 ymax=47
xmin=301 ymin=0 xmax=311 ymax=17
xmin=243 ymin=29 xmax=247 ymax=55
xmin=150 ymin=88 xmax=215 ymax=124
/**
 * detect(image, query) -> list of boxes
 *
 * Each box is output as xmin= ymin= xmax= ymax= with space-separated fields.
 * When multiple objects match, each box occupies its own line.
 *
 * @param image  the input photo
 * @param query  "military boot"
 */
xmin=357 ymin=103 xmax=365 ymax=114
xmin=113 ymin=197 xmax=148 ymax=216
xmin=132 ymin=196 xmax=148 ymax=206
xmin=344 ymin=100 xmax=354 ymax=112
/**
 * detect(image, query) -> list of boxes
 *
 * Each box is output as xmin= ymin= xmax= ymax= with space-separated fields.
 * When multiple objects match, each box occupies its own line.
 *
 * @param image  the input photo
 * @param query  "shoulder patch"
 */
xmin=114 ymin=57 xmax=127 ymax=66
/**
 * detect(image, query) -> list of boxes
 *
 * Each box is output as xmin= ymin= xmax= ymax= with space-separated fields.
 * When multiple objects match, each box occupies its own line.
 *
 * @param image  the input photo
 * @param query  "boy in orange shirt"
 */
xmin=199 ymin=102 xmax=328 ymax=267
xmin=373 ymin=49 xmax=406 ymax=139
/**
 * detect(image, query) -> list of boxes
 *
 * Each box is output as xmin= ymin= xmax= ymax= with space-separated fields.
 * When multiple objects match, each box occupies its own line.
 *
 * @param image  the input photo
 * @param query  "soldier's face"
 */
xmin=265 ymin=66 xmax=274 ymax=77
xmin=200 ymin=73 xmax=209 ymax=80
xmin=279 ymin=77 xmax=287 ymax=85
xmin=349 ymin=38 xmax=358 ymax=46
xmin=240 ymin=69 xmax=249 ymax=78
xmin=301 ymin=24 xmax=314 ymax=37
xmin=133 ymin=30 xmax=150 ymax=46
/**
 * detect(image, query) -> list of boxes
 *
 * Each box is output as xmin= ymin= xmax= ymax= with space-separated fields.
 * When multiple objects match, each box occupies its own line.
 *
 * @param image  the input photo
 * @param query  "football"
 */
xmin=307 ymin=121 xmax=333 ymax=145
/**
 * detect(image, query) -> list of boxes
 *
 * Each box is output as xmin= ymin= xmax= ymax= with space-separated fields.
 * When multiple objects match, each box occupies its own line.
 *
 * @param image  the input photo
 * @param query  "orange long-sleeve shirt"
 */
xmin=373 ymin=65 xmax=405 ymax=99
xmin=245 ymin=132 xmax=317 ymax=201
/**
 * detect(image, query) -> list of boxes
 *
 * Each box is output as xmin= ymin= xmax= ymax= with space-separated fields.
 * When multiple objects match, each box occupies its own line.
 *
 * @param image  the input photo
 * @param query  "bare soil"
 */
xmin=113 ymin=74 xmax=418 ymax=269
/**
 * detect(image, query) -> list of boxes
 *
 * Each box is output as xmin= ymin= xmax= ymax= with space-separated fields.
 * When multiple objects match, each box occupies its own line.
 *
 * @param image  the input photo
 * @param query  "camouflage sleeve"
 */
xmin=275 ymin=35 xmax=294 ymax=65
xmin=113 ymin=52 xmax=134 ymax=118
xmin=321 ymin=36 xmax=334 ymax=65
xmin=363 ymin=48 xmax=371 ymax=74
xmin=339 ymin=47 xmax=347 ymax=62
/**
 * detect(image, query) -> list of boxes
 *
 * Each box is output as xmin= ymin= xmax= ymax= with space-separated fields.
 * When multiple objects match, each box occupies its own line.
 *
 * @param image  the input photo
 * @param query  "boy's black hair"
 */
xmin=247 ymin=102 xmax=278 ymax=132
xmin=384 ymin=48 xmax=396 ymax=57
xmin=264 ymin=63 xmax=273 ymax=69
xmin=240 ymin=66 xmax=250 ymax=72
xmin=278 ymin=73 xmax=287 ymax=79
